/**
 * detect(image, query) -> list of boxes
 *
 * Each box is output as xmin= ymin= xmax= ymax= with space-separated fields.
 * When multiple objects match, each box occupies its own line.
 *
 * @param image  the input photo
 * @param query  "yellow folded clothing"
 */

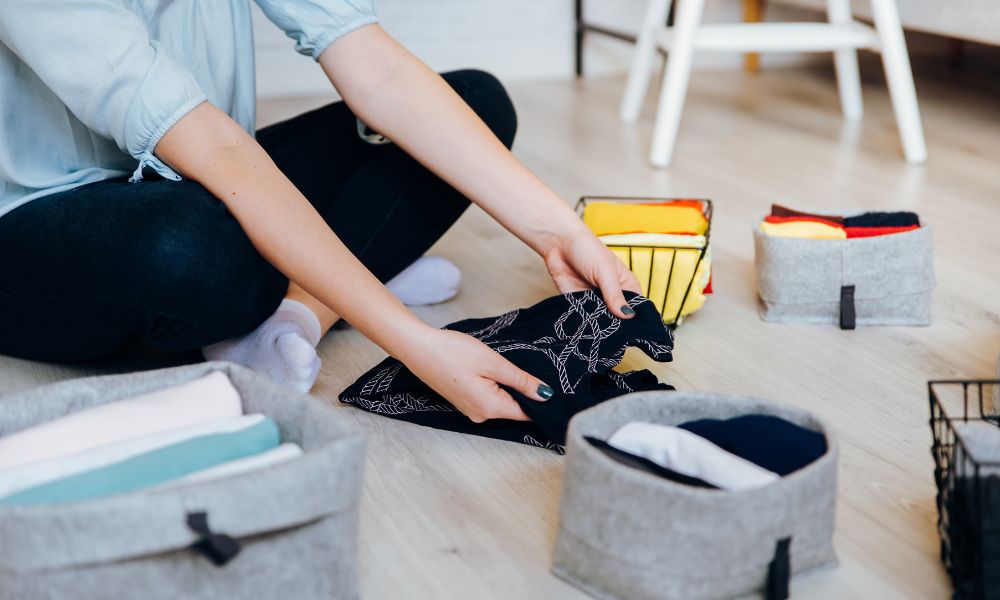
xmin=598 ymin=233 xmax=706 ymax=249
xmin=758 ymin=220 xmax=846 ymax=240
xmin=583 ymin=202 xmax=708 ymax=236
xmin=607 ymin=246 xmax=711 ymax=322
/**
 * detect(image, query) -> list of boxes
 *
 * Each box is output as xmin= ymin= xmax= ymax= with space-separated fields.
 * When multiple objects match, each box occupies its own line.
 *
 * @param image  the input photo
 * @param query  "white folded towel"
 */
xmin=608 ymin=421 xmax=780 ymax=491
xmin=0 ymin=371 xmax=242 ymax=471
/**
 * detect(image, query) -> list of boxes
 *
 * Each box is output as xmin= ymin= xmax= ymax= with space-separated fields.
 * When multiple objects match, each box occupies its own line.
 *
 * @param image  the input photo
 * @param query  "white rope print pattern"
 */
xmin=349 ymin=364 xmax=448 ymax=415
xmin=523 ymin=435 xmax=565 ymax=454
xmin=473 ymin=291 xmax=666 ymax=395
xmin=346 ymin=393 xmax=453 ymax=415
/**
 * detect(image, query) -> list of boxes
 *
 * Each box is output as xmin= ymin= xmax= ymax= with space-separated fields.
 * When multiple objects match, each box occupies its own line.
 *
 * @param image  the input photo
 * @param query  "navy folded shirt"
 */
xmin=842 ymin=211 xmax=920 ymax=228
xmin=339 ymin=290 xmax=674 ymax=453
xmin=678 ymin=415 xmax=826 ymax=476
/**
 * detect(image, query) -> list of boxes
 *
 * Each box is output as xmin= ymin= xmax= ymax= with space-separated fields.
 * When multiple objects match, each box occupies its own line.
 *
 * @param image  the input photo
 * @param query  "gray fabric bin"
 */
xmin=753 ymin=224 xmax=934 ymax=327
xmin=0 ymin=362 xmax=365 ymax=600
xmin=552 ymin=391 xmax=838 ymax=600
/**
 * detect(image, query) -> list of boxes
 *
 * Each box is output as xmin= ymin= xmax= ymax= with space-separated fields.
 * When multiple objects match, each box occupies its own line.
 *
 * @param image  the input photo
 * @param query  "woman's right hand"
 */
xmin=400 ymin=328 xmax=554 ymax=423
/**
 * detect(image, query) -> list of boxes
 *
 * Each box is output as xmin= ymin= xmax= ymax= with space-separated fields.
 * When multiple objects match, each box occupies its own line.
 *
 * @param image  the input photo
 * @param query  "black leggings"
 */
xmin=0 ymin=70 xmax=517 ymax=362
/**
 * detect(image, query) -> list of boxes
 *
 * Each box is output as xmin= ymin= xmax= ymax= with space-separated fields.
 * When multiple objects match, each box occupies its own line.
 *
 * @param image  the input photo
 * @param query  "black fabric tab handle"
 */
xmin=766 ymin=537 xmax=792 ymax=600
xmin=187 ymin=511 xmax=241 ymax=567
xmin=840 ymin=285 xmax=856 ymax=330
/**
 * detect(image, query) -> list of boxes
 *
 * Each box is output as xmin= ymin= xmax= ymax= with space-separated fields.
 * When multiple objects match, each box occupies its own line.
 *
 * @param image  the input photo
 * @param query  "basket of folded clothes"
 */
xmin=552 ymin=390 xmax=838 ymax=600
xmin=930 ymin=379 xmax=1000 ymax=600
xmin=577 ymin=196 xmax=713 ymax=326
xmin=0 ymin=362 xmax=365 ymax=600
xmin=754 ymin=204 xmax=934 ymax=329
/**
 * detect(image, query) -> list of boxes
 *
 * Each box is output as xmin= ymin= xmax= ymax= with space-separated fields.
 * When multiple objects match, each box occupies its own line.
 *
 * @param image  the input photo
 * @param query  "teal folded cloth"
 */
xmin=1 ymin=418 xmax=280 ymax=506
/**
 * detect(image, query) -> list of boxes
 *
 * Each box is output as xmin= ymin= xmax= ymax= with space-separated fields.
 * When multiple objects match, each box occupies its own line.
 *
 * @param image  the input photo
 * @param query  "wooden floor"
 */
xmin=3 ymin=55 xmax=1000 ymax=598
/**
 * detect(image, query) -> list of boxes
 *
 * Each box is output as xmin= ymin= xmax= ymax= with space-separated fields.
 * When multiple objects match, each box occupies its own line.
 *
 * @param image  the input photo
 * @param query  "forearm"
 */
xmin=154 ymin=102 xmax=431 ymax=356
xmin=319 ymin=25 xmax=590 ymax=255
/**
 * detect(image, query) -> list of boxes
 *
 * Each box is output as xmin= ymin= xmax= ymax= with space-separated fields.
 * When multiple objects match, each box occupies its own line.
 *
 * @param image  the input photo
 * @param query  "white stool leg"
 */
xmin=621 ymin=0 xmax=673 ymax=123
xmin=649 ymin=0 xmax=705 ymax=167
xmin=827 ymin=0 xmax=863 ymax=120
xmin=870 ymin=0 xmax=927 ymax=163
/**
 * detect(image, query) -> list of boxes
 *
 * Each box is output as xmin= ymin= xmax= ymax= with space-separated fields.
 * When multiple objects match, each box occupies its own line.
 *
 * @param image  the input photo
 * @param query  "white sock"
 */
xmin=203 ymin=299 xmax=323 ymax=393
xmin=386 ymin=256 xmax=461 ymax=306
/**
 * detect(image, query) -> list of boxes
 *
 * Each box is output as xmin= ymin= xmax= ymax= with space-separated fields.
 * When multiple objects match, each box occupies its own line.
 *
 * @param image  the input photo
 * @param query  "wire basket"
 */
xmin=576 ymin=196 xmax=713 ymax=326
xmin=929 ymin=380 xmax=1000 ymax=599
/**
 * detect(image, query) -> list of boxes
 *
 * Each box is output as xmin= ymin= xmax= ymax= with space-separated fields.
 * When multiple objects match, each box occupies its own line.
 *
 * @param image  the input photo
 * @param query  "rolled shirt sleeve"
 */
xmin=0 ymin=0 xmax=207 ymax=182
xmin=254 ymin=0 xmax=378 ymax=60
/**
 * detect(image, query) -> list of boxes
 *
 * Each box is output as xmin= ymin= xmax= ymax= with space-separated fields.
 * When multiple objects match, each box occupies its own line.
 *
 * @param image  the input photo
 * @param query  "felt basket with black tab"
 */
xmin=753 ymin=221 xmax=934 ymax=328
xmin=0 ymin=362 xmax=365 ymax=600
xmin=552 ymin=391 xmax=839 ymax=600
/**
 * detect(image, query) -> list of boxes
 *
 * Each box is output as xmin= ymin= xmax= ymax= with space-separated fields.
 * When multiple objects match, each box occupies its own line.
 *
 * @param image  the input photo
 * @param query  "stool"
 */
xmin=620 ymin=0 xmax=927 ymax=167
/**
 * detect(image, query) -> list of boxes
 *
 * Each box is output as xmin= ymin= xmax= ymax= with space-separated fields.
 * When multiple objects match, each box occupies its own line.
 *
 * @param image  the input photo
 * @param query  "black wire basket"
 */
xmin=576 ymin=196 xmax=713 ymax=326
xmin=929 ymin=380 xmax=1000 ymax=599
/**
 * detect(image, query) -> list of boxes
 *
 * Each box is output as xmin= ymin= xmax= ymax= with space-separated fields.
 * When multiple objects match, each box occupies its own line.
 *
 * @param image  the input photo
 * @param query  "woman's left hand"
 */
xmin=541 ymin=229 xmax=642 ymax=320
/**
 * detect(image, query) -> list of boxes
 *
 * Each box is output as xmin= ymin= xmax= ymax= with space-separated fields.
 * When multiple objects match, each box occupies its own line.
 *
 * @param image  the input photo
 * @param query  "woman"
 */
xmin=0 ymin=1 xmax=640 ymax=424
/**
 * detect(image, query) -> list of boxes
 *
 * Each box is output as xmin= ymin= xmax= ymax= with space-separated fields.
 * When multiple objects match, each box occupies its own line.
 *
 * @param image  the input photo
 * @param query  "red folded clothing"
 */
xmin=770 ymin=204 xmax=844 ymax=224
xmin=845 ymin=225 xmax=919 ymax=238
xmin=641 ymin=199 xmax=708 ymax=214
xmin=763 ymin=215 xmax=845 ymax=229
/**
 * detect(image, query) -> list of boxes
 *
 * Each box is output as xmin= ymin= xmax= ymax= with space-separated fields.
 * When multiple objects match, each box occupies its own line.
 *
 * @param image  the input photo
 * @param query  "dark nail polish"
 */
xmin=537 ymin=384 xmax=555 ymax=400
xmin=621 ymin=305 xmax=636 ymax=316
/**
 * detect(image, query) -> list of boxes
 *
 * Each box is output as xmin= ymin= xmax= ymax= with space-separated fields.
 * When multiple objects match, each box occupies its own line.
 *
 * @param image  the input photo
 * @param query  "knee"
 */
xmin=135 ymin=187 xmax=287 ymax=341
xmin=447 ymin=69 xmax=518 ymax=149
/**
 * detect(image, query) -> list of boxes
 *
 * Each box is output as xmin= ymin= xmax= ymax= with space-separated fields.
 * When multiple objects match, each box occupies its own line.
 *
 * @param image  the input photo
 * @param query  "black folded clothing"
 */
xmin=842 ymin=211 xmax=920 ymax=228
xmin=339 ymin=290 xmax=674 ymax=453
xmin=678 ymin=415 xmax=827 ymax=476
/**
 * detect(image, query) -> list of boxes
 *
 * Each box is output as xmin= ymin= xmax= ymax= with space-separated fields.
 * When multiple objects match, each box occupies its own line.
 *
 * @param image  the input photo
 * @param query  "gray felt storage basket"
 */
xmin=552 ymin=391 xmax=838 ymax=600
xmin=753 ymin=223 xmax=934 ymax=328
xmin=0 ymin=362 xmax=365 ymax=600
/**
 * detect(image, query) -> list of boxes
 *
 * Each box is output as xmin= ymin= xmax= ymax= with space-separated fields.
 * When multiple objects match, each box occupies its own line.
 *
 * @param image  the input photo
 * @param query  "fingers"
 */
xmin=597 ymin=270 xmax=635 ymax=319
xmin=480 ymin=389 xmax=531 ymax=422
xmin=490 ymin=356 xmax=555 ymax=404
xmin=621 ymin=268 xmax=643 ymax=295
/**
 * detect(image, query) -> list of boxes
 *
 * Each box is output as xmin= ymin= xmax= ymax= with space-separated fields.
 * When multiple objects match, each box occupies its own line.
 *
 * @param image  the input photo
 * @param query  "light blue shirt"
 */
xmin=0 ymin=418 xmax=281 ymax=505
xmin=0 ymin=0 xmax=377 ymax=219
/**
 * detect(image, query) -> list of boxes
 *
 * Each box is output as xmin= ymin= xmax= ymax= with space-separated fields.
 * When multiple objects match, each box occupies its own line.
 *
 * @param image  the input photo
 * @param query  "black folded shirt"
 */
xmin=339 ymin=290 xmax=674 ymax=453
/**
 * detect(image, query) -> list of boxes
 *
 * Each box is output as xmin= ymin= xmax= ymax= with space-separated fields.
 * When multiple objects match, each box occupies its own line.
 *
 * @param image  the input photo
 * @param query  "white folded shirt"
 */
xmin=0 ymin=371 xmax=242 ymax=471
xmin=954 ymin=421 xmax=1000 ymax=476
xmin=598 ymin=233 xmax=707 ymax=249
xmin=0 ymin=414 xmax=266 ymax=499
xmin=608 ymin=421 xmax=780 ymax=491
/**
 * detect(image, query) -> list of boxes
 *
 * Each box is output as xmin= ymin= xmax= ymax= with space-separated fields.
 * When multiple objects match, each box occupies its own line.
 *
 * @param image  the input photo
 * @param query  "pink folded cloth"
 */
xmin=0 ymin=371 xmax=242 ymax=471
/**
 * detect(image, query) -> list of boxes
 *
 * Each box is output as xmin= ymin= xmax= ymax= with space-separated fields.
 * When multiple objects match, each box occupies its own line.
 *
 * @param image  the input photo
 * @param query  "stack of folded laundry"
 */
xmin=0 ymin=371 xmax=302 ymax=506
xmin=581 ymin=199 xmax=712 ymax=323
xmin=759 ymin=204 xmax=921 ymax=239
xmin=586 ymin=414 xmax=827 ymax=491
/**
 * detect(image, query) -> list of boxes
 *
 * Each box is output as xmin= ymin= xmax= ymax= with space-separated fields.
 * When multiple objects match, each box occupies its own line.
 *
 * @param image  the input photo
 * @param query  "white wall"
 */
xmin=253 ymin=0 xmax=771 ymax=98
xmin=772 ymin=0 xmax=1000 ymax=46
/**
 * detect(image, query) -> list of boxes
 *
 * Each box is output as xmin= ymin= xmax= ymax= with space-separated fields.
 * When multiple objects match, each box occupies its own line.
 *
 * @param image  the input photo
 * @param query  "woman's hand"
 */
xmin=400 ymin=328 xmax=554 ymax=422
xmin=540 ymin=229 xmax=643 ymax=320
